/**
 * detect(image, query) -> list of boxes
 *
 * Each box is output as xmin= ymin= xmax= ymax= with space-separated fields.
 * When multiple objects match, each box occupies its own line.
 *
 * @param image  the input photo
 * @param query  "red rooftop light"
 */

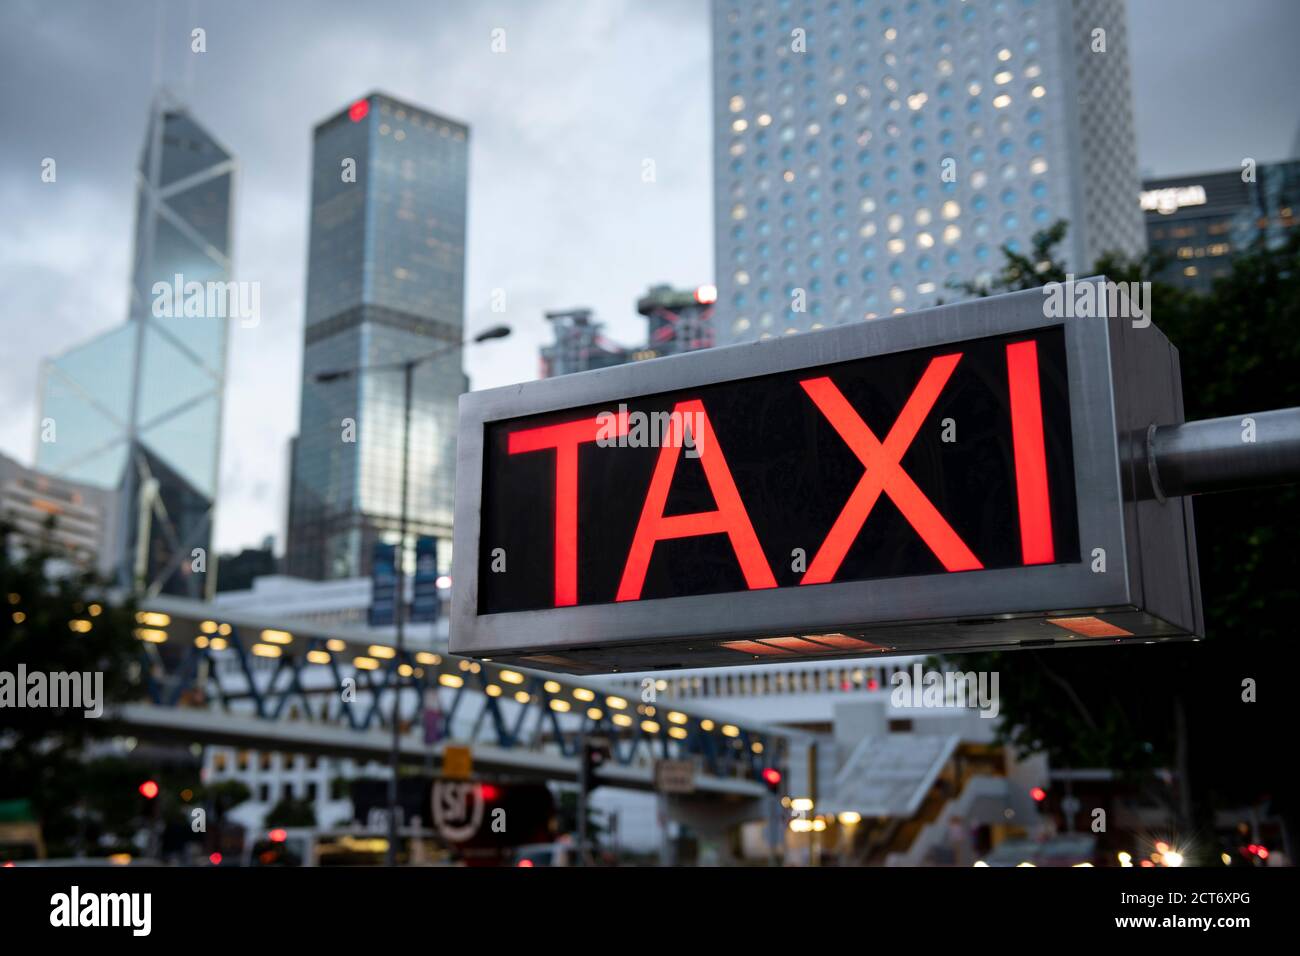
xmin=349 ymin=99 xmax=370 ymax=123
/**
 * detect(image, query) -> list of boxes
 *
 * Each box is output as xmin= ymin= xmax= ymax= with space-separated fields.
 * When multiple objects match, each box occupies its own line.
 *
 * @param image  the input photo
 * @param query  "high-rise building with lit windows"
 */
xmin=711 ymin=0 xmax=1145 ymax=344
xmin=285 ymin=92 xmax=469 ymax=581
xmin=1141 ymin=160 xmax=1300 ymax=295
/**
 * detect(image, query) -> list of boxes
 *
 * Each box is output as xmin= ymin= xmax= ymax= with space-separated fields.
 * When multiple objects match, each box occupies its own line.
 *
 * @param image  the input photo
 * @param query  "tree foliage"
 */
xmin=951 ymin=223 xmax=1300 ymax=851
xmin=1 ymin=520 xmax=140 ymax=852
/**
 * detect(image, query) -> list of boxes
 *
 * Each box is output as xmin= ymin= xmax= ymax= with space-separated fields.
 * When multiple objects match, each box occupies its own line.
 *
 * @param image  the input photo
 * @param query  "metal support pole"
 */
xmin=577 ymin=729 xmax=588 ymax=867
xmin=1146 ymin=408 xmax=1300 ymax=500
xmin=386 ymin=361 xmax=414 ymax=867
xmin=314 ymin=325 xmax=508 ymax=868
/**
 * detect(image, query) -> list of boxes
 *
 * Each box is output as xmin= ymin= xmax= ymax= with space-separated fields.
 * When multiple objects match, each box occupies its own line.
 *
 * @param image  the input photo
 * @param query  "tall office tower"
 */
xmin=36 ymin=94 xmax=234 ymax=597
xmin=711 ymin=0 xmax=1146 ymax=344
xmin=285 ymin=93 xmax=469 ymax=580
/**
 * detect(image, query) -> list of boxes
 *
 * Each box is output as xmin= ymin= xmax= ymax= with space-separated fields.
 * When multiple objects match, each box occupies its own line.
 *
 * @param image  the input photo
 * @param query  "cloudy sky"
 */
xmin=2 ymin=0 xmax=1297 ymax=555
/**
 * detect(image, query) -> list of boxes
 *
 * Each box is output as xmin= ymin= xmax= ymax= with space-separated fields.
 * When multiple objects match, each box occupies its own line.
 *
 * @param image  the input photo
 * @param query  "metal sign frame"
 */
xmin=451 ymin=281 xmax=1201 ymax=673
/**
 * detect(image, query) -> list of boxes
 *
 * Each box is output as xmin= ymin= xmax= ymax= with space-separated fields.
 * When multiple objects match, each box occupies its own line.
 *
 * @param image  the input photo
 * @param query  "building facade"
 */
xmin=285 ymin=93 xmax=469 ymax=581
xmin=0 ymin=452 xmax=114 ymax=571
xmin=35 ymin=95 xmax=234 ymax=597
xmin=1142 ymin=160 xmax=1300 ymax=294
xmin=539 ymin=308 xmax=629 ymax=378
xmin=635 ymin=284 xmax=719 ymax=358
xmin=711 ymin=0 xmax=1146 ymax=344
xmin=538 ymin=284 xmax=719 ymax=379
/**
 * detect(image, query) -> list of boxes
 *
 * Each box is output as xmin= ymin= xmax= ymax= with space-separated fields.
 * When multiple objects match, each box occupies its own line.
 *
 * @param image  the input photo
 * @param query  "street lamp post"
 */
xmin=315 ymin=323 xmax=510 ymax=867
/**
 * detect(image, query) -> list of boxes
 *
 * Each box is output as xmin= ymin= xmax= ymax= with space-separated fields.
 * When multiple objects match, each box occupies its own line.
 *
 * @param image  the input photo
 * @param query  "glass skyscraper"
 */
xmin=285 ymin=93 xmax=469 ymax=580
xmin=711 ymin=0 xmax=1147 ymax=343
xmin=35 ymin=94 xmax=234 ymax=597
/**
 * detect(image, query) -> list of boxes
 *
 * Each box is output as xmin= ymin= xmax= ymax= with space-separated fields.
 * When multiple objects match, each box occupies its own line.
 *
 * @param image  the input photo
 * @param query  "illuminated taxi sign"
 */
xmin=452 ymin=282 xmax=1201 ymax=673
xmin=482 ymin=329 xmax=1075 ymax=612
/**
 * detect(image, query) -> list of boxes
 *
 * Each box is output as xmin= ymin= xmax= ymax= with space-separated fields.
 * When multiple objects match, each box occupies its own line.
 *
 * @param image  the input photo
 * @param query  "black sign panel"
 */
xmin=479 ymin=327 xmax=1078 ymax=615
xmin=369 ymin=542 xmax=398 ymax=627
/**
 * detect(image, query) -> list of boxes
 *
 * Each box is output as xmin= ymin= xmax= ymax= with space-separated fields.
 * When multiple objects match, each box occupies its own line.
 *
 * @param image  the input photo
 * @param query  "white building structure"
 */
xmin=712 ymin=0 xmax=1145 ymax=341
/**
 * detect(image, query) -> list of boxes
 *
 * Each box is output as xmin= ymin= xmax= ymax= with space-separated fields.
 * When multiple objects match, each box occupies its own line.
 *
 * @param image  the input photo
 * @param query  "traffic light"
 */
xmin=762 ymin=767 xmax=783 ymax=793
xmin=138 ymin=780 xmax=159 ymax=800
xmin=582 ymin=736 xmax=612 ymax=793
xmin=1030 ymin=786 xmax=1047 ymax=803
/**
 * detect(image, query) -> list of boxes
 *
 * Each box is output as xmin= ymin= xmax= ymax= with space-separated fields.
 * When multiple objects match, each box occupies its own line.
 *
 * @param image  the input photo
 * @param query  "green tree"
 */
xmin=265 ymin=796 xmax=317 ymax=829
xmin=952 ymin=223 xmax=1300 ymax=860
xmin=0 ymin=519 xmax=140 ymax=855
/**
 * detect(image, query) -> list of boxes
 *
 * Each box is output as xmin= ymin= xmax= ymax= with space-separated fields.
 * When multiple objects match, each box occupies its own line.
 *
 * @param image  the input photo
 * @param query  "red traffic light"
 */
xmin=138 ymin=780 xmax=159 ymax=800
xmin=208 ymin=852 xmax=222 ymax=865
xmin=268 ymin=828 xmax=288 ymax=843
xmin=1030 ymin=786 xmax=1047 ymax=802
xmin=762 ymin=767 xmax=782 ymax=789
